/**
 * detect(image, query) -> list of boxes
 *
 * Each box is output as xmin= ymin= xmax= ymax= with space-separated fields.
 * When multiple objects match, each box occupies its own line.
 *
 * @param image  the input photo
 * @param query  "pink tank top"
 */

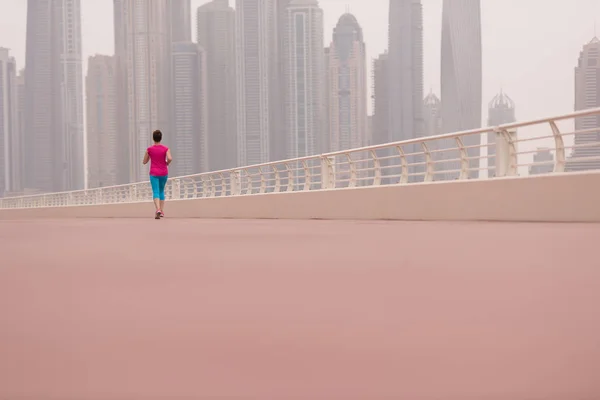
xmin=147 ymin=145 xmax=169 ymax=177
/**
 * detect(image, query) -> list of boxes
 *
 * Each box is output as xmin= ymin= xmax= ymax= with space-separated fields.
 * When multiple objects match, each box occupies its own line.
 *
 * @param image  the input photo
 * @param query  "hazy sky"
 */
xmin=0 ymin=0 xmax=598 ymax=123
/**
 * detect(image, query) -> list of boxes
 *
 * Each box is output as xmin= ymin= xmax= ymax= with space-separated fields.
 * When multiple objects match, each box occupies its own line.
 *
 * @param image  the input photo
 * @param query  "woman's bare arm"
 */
xmin=142 ymin=151 xmax=149 ymax=165
xmin=166 ymin=149 xmax=173 ymax=166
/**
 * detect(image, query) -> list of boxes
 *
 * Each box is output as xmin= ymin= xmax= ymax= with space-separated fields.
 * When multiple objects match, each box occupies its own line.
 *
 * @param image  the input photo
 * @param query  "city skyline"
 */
xmin=5 ymin=0 xmax=598 ymax=118
xmin=1 ymin=0 xmax=599 ymax=195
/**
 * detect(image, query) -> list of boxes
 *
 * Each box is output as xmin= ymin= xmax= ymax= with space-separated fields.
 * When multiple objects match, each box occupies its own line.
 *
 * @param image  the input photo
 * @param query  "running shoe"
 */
xmin=155 ymin=210 xmax=161 ymax=219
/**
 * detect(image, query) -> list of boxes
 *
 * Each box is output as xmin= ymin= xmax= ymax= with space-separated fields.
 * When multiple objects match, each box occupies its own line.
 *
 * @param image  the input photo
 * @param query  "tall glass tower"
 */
xmin=440 ymin=0 xmax=482 ymax=178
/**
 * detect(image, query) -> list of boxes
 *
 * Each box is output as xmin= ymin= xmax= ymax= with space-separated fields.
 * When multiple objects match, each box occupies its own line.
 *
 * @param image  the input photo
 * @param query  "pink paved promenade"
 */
xmin=0 ymin=218 xmax=599 ymax=399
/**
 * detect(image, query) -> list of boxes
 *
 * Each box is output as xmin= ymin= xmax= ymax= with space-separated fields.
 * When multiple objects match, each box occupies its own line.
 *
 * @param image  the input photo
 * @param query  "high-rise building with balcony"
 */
xmin=86 ymin=55 xmax=118 ymax=189
xmin=487 ymin=90 xmax=516 ymax=177
xmin=282 ymin=0 xmax=325 ymax=159
xmin=567 ymin=36 xmax=600 ymax=171
xmin=114 ymin=0 xmax=171 ymax=183
xmin=0 ymin=48 xmax=18 ymax=196
xmin=24 ymin=0 xmax=85 ymax=192
xmin=440 ymin=0 xmax=482 ymax=178
xmin=326 ymin=13 xmax=367 ymax=152
xmin=235 ymin=0 xmax=283 ymax=165
xmin=171 ymin=43 xmax=209 ymax=176
xmin=197 ymin=0 xmax=237 ymax=171
xmin=372 ymin=52 xmax=389 ymax=147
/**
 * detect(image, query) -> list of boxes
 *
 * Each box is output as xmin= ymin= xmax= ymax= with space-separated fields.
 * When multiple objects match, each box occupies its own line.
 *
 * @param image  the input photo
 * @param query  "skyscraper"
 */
xmin=24 ymin=0 xmax=85 ymax=192
xmin=0 ymin=48 xmax=18 ymax=195
xmin=278 ymin=0 xmax=292 ymax=155
xmin=530 ymin=148 xmax=554 ymax=176
xmin=487 ymin=90 xmax=516 ymax=177
xmin=423 ymin=91 xmax=442 ymax=138
xmin=387 ymin=0 xmax=423 ymax=182
xmin=323 ymin=45 xmax=330 ymax=152
xmin=440 ymin=0 xmax=482 ymax=177
xmin=423 ymin=91 xmax=442 ymax=179
xmin=197 ymin=0 xmax=237 ymax=171
xmin=372 ymin=52 xmax=389 ymax=147
xmin=170 ymin=0 xmax=192 ymax=43
xmin=86 ymin=55 xmax=118 ymax=189
xmin=567 ymin=36 xmax=600 ymax=172
xmin=282 ymin=0 xmax=325 ymax=159
xmin=114 ymin=0 xmax=171 ymax=183
xmin=326 ymin=13 xmax=367 ymax=152
xmin=171 ymin=43 xmax=209 ymax=176
xmin=14 ymin=69 xmax=26 ymax=194
xmin=235 ymin=0 xmax=282 ymax=166
xmin=167 ymin=0 xmax=191 ymax=154
xmin=387 ymin=0 xmax=423 ymax=144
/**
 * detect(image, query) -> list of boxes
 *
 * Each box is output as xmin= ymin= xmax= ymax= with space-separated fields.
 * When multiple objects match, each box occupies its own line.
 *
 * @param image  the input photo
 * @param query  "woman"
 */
xmin=143 ymin=129 xmax=173 ymax=219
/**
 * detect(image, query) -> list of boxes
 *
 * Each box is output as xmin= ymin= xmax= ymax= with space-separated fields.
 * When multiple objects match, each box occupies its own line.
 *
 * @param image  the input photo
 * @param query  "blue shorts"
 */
xmin=150 ymin=175 xmax=168 ymax=201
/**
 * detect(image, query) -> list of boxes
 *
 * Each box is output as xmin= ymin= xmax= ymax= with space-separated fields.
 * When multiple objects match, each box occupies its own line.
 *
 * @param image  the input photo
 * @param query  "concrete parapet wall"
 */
xmin=1 ymin=172 xmax=599 ymax=222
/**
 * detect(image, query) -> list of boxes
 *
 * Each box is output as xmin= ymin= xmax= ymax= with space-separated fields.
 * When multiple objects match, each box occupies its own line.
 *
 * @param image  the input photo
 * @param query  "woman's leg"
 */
xmin=158 ymin=175 xmax=168 ymax=211
xmin=149 ymin=176 xmax=160 ymax=211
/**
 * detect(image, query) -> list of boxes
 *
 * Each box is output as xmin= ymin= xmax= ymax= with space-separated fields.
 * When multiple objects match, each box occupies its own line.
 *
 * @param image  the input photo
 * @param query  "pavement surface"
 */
xmin=0 ymin=218 xmax=599 ymax=399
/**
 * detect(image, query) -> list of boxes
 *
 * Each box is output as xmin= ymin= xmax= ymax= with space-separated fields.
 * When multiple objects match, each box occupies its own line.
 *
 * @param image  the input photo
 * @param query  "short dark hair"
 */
xmin=152 ymin=130 xmax=162 ymax=143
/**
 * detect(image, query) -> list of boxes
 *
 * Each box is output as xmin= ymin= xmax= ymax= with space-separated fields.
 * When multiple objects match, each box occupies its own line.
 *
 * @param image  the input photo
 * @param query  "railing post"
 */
xmin=421 ymin=142 xmax=434 ymax=182
xmin=272 ymin=166 xmax=281 ymax=192
xmin=171 ymin=179 xmax=181 ymax=200
xmin=320 ymin=156 xmax=335 ymax=190
xmin=370 ymin=150 xmax=381 ymax=186
xmin=345 ymin=154 xmax=357 ymax=188
xmin=259 ymin=167 xmax=267 ymax=194
xmin=230 ymin=170 xmax=240 ymax=196
xmin=495 ymin=128 xmax=518 ymax=177
xmin=285 ymin=163 xmax=295 ymax=192
xmin=548 ymin=120 xmax=566 ymax=173
xmin=396 ymin=146 xmax=409 ymax=184
xmin=301 ymin=160 xmax=311 ymax=190
xmin=243 ymin=169 xmax=253 ymax=195
xmin=455 ymin=137 xmax=469 ymax=180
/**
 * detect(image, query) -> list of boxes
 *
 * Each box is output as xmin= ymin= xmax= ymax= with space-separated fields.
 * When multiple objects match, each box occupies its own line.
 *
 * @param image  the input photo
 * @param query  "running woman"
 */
xmin=143 ymin=130 xmax=173 ymax=219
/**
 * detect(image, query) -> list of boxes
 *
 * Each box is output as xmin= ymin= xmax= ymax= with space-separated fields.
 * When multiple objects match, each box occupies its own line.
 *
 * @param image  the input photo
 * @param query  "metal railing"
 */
xmin=2 ymin=107 xmax=600 ymax=210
